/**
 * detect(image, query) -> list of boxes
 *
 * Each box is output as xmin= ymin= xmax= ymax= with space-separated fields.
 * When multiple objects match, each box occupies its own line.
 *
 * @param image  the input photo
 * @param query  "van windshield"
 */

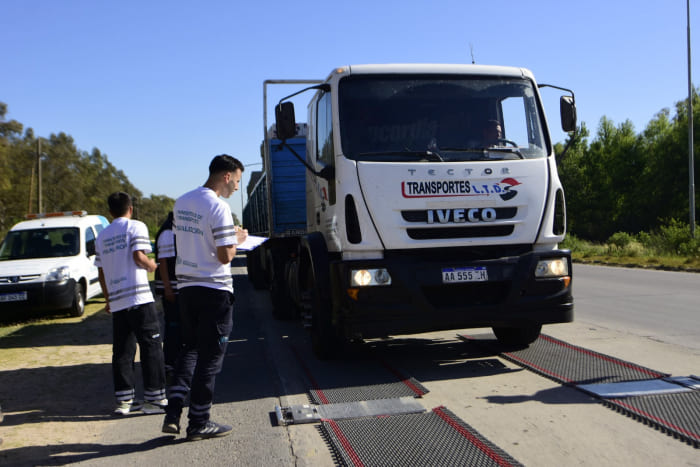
xmin=338 ymin=75 xmax=549 ymax=161
xmin=0 ymin=228 xmax=80 ymax=260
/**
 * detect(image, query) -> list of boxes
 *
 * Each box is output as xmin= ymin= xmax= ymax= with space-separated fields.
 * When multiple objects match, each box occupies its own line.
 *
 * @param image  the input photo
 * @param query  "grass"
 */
xmin=563 ymin=235 xmax=700 ymax=272
xmin=0 ymin=299 xmax=106 ymax=338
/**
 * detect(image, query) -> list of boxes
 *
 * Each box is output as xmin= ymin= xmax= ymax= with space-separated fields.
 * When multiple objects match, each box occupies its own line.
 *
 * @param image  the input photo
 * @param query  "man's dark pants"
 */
xmin=112 ymin=302 xmax=166 ymax=402
xmin=161 ymin=295 xmax=181 ymax=372
xmin=165 ymin=286 xmax=233 ymax=428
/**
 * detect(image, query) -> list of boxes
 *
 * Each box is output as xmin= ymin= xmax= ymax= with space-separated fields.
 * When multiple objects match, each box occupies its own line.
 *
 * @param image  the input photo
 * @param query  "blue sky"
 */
xmin=2 ymin=1 xmax=697 ymax=220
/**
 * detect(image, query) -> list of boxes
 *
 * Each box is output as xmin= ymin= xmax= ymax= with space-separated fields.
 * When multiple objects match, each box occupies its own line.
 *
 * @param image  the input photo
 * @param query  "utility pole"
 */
xmin=28 ymin=163 xmax=35 ymax=213
xmin=688 ymin=0 xmax=696 ymax=237
xmin=37 ymin=139 xmax=43 ymax=214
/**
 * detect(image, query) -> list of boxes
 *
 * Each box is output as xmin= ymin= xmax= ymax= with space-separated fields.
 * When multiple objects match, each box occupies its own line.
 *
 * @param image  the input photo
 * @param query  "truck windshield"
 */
xmin=0 ymin=228 xmax=80 ymax=260
xmin=338 ymin=75 xmax=549 ymax=161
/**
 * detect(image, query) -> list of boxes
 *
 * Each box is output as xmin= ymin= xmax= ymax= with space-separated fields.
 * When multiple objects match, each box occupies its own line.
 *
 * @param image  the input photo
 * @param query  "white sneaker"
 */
xmin=142 ymin=399 xmax=168 ymax=414
xmin=113 ymin=399 xmax=143 ymax=415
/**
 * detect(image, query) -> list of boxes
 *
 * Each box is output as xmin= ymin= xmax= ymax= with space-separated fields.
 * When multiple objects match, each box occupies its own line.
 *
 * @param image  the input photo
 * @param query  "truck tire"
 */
xmin=269 ymin=249 xmax=297 ymax=320
xmin=247 ymin=247 xmax=267 ymax=290
xmin=302 ymin=233 xmax=344 ymax=360
xmin=492 ymin=324 xmax=542 ymax=347
xmin=70 ymin=282 xmax=86 ymax=317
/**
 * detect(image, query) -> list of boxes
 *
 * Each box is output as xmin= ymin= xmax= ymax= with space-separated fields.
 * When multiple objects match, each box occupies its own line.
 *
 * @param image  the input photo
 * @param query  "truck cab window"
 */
xmin=316 ymin=91 xmax=336 ymax=204
xmin=338 ymin=76 xmax=548 ymax=161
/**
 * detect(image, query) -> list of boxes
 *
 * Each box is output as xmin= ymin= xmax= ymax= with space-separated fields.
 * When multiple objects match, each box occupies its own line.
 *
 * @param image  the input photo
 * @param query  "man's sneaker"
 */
xmin=142 ymin=399 xmax=168 ymax=415
xmin=162 ymin=414 xmax=181 ymax=434
xmin=113 ymin=399 xmax=142 ymax=416
xmin=186 ymin=420 xmax=232 ymax=441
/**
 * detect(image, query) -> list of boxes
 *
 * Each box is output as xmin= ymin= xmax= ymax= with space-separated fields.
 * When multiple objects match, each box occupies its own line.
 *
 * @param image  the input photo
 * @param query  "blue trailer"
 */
xmin=243 ymin=131 xmax=308 ymax=296
xmin=243 ymin=135 xmax=307 ymax=237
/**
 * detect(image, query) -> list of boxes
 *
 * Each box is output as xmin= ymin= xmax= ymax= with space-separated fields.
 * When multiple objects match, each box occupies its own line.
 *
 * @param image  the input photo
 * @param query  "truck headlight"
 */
xmin=351 ymin=268 xmax=392 ymax=286
xmin=535 ymin=258 xmax=568 ymax=278
xmin=47 ymin=266 xmax=70 ymax=281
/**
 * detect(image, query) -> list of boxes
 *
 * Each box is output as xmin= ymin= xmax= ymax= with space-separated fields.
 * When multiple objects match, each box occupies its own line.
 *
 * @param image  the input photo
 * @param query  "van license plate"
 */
xmin=0 ymin=291 xmax=28 ymax=302
xmin=442 ymin=267 xmax=488 ymax=283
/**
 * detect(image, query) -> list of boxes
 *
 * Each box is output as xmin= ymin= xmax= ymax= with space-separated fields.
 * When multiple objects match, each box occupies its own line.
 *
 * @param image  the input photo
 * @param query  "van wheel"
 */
xmin=70 ymin=283 xmax=86 ymax=317
xmin=492 ymin=324 xmax=541 ymax=347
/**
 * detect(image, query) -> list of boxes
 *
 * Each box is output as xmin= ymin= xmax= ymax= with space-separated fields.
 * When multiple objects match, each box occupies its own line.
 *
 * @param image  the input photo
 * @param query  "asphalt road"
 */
xmin=69 ymin=260 xmax=700 ymax=466
xmin=572 ymin=263 xmax=700 ymax=351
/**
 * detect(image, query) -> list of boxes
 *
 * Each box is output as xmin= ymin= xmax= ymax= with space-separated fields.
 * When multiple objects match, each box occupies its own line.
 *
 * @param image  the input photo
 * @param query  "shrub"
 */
xmin=650 ymin=219 xmax=700 ymax=257
xmin=608 ymin=232 xmax=634 ymax=248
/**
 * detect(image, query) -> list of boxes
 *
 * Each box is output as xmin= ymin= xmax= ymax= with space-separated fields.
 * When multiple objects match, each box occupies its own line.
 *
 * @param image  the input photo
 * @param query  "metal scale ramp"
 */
xmin=276 ymin=378 xmax=523 ymax=465
xmin=460 ymin=333 xmax=700 ymax=447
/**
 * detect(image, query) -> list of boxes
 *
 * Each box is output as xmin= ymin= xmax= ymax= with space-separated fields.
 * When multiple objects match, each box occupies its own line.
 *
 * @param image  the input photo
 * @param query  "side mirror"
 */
xmin=560 ymin=95 xmax=577 ymax=133
xmin=86 ymin=240 xmax=96 ymax=257
xmin=275 ymin=102 xmax=297 ymax=140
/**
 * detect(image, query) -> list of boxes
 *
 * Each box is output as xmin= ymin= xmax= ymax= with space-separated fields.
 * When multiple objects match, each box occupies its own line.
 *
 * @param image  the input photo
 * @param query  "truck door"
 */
xmin=309 ymin=90 xmax=339 ymax=246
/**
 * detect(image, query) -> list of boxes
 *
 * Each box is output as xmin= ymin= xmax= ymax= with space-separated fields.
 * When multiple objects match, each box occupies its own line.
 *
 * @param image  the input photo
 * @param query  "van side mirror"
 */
xmin=275 ymin=102 xmax=297 ymax=140
xmin=560 ymin=95 xmax=577 ymax=133
xmin=86 ymin=239 xmax=96 ymax=257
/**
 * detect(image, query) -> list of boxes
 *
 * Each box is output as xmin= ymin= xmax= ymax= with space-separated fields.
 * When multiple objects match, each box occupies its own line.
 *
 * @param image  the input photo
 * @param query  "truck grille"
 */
xmin=402 ymin=207 xmax=517 ymax=240
xmin=407 ymin=225 xmax=514 ymax=240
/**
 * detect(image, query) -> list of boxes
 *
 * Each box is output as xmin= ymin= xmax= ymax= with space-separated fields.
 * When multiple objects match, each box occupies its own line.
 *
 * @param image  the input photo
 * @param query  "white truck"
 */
xmin=251 ymin=64 xmax=576 ymax=358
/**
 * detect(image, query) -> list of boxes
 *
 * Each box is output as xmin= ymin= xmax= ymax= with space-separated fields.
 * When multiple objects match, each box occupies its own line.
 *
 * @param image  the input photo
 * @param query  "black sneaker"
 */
xmin=162 ymin=414 xmax=181 ymax=434
xmin=186 ymin=420 xmax=232 ymax=441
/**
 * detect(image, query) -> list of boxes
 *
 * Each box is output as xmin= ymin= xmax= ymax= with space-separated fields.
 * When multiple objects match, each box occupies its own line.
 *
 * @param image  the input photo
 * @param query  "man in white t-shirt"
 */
xmin=162 ymin=155 xmax=248 ymax=441
xmin=96 ymin=192 xmax=167 ymax=416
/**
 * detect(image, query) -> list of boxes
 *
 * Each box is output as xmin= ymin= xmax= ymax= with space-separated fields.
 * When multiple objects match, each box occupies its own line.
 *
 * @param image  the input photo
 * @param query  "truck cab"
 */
xmin=264 ymin=64 xmax=576 ymax=358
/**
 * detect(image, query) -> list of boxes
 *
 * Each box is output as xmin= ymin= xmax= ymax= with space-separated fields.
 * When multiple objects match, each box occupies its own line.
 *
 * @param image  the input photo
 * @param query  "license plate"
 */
xmin=442 ymin=266 xmax=488 ymax=283
xmin=0 ymin=291 xmax=28 ymax=302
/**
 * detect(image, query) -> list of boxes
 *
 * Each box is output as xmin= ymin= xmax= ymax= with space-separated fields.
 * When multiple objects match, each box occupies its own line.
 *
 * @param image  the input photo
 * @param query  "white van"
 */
xmin=0 ymin=211 xmax=110 ymax=317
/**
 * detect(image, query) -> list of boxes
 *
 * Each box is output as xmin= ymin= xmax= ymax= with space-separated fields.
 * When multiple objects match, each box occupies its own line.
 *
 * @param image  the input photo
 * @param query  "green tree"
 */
xmin=556 ymin=123 xmax=590 ymax=236
xmin=0 ymin=103 xmax=23 ymax=232
xmin=136 ymin=194 xmax=176 ymax=235
xmin=0 ymin=102 xmax=173 ymax=239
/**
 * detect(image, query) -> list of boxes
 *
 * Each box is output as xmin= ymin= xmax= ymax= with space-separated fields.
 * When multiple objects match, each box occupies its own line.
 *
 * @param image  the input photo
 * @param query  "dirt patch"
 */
xmin=0 ymin=299 xmax=125 ymax=465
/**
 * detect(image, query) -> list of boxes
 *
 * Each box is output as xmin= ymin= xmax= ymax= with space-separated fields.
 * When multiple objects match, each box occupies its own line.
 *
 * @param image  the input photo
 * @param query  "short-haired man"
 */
xmin=96 ymin=192 xmax=167 ymax=415
xmin=163 ymin=154 xmax=248 ymax=441
xmin=482 ymin=119 xmax=503 ymax=147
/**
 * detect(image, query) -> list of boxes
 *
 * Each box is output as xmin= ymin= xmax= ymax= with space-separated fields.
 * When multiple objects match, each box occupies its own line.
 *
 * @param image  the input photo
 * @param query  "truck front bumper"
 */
xmin=331 ymin=248 xmax=573 ymax=339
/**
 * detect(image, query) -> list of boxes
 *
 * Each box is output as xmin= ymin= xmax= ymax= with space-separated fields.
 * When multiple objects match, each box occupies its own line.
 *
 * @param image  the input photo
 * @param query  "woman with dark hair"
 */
xmin=154 ymin=211 xmax=180 ymax=381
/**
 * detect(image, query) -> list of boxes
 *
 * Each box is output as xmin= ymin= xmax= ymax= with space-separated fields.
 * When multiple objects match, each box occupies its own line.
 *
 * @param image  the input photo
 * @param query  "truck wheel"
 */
xmin=492 ymin=324 xmax=541 ymax=347
xmin=269 ymin=249 xmax=296 ymax=320
xmin=247 ymin=248 xmax=267 ymax=290
xmin=270 ymin=276 xmax=296 ymax=319
xmin=308 ymin=266 xmax=342 ymax=360
xmin=70 ymin=283 xmax=86 ymax=317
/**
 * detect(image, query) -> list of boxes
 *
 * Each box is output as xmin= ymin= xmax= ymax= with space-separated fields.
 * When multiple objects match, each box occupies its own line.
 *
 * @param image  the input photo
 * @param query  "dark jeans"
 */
xmin=160 ymin=295 xmax=181 ymax=371
xmin=112 ymin=302 xmax=166 ymax=403
xmin=166 ymin=286 xmax=233 ymax=427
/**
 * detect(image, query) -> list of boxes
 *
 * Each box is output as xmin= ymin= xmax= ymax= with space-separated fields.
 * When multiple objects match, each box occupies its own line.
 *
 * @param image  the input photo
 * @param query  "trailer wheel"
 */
xmin=492 ymin=324 xmax=542 ymax=347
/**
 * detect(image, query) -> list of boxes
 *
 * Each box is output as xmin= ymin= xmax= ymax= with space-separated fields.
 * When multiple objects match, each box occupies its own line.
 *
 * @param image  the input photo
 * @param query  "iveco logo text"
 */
xmin=427 ymin=208 xmax=497 ymax=224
